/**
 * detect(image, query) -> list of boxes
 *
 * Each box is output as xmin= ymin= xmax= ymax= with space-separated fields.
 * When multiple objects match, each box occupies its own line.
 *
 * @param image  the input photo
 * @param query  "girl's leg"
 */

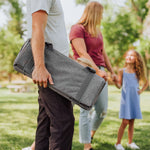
xmin=91 ymin=82 xmax=108 ymax=138
xmin=116 ymin=119 xmax=129 ymax=144
xmin=128 ymin=119 xmax=135 ymax=144
xmin=79 ymin=108 xmax=92 ymax=150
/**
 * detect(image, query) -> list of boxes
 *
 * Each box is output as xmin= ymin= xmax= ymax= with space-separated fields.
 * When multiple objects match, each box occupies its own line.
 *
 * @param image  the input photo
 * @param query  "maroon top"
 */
xmin=69 ymin=24 xmax=106 ymax=67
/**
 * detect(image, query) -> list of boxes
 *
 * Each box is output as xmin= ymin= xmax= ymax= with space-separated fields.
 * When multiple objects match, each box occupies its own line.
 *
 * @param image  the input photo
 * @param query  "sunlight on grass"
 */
xmin=0 ymin=86 xmax=150 ymax=150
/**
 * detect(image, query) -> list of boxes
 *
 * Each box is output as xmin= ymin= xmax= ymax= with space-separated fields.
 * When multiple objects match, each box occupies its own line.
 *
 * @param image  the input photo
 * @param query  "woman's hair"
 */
xmin=124 ymin=50 xmax=147 ymax=82
xmin=77 ymin=1 xmax=103 ymax=37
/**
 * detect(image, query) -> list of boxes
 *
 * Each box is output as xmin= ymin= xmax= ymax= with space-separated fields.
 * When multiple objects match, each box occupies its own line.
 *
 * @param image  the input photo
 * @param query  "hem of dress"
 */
xmin=119 ymin=117 xmax=142 ymax=119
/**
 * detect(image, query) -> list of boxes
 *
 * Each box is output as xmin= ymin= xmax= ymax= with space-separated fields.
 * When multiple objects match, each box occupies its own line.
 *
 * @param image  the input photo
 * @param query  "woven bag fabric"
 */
xmin=14 ymin=39 xmax=106 ymax=110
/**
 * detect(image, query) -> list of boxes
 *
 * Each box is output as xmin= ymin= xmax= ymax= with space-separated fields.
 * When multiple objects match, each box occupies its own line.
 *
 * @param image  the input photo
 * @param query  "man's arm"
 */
xmin=31 ymin=10 xmax=53 ymax=88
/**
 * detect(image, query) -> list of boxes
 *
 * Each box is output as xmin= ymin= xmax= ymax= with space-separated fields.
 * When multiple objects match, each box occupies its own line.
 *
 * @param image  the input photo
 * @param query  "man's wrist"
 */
xmin=34 ymin=63 xmax=45 ymax=68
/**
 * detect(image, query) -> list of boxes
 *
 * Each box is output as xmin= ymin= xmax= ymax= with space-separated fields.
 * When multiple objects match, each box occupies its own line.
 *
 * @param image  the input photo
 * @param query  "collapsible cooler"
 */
xmin=13 ymin=39 xmax=106 ymax=110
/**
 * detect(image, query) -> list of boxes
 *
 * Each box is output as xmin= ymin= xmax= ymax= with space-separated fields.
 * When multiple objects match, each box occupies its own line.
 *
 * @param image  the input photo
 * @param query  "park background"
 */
xmin=0 ymin=0 xmax=150 ymax=149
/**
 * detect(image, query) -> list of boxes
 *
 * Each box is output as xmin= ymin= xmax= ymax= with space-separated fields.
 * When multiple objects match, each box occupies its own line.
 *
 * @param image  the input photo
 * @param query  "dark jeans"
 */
xmin=35 ymin=87 xmax=74 ymax=150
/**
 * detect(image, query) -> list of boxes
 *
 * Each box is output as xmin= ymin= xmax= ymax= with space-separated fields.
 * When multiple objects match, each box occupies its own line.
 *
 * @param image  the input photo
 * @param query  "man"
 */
xmin=26 ymin=0 xmax=74 ymax=149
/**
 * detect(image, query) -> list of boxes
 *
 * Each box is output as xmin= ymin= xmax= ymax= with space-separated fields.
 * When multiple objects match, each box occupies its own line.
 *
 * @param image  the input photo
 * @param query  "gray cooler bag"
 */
xmin=13 ymin=39 xmax=106 ymax=110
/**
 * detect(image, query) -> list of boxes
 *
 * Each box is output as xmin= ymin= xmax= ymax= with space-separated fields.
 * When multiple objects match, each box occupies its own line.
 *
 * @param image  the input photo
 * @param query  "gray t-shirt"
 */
xmin=27 ymin=0 xmax=69 ymax=56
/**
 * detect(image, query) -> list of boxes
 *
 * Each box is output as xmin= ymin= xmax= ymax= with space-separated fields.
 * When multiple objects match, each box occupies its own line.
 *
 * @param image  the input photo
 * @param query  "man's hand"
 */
xmin=32 ymin=65 xmax=54 ymax=88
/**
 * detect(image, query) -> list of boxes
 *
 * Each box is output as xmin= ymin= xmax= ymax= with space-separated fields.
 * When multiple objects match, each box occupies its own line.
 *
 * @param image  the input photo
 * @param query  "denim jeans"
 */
xmin=79 ymin=67 xmax=108 ymax=143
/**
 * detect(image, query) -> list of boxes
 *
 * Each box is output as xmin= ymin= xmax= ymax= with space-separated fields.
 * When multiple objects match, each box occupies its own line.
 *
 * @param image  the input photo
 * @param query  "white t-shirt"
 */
xmin=27 ymin=0 xmax=69 ymax=56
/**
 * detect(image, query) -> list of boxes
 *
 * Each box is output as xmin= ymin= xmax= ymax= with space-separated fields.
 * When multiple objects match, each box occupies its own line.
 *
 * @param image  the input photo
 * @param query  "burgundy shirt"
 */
xmin=69 ymin=24 xmax=106 ymax=67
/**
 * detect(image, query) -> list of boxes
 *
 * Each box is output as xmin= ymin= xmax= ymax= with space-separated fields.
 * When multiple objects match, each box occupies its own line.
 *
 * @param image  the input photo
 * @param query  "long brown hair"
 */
xmin=77 ymin=1 xmax=103 ymax=37
xmin=124 ymin=50 xmax=147 ymax=82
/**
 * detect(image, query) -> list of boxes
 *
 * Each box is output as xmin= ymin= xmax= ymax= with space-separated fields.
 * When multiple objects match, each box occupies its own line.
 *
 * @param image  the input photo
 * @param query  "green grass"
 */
xmin=0 ymin=86 xmax=150 ymax=150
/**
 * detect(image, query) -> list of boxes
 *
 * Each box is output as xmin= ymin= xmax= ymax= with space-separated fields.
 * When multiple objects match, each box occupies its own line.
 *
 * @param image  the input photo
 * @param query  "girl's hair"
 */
xmin=124 ymin=50 xmax=147 ymax=82
xmin=77 ymin=1 xmax=103 ymax=37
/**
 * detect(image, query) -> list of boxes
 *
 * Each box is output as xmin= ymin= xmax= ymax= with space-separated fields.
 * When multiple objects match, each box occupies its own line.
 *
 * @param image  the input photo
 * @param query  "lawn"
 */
xmin=0 ymin=86 xmax=150 ymax=150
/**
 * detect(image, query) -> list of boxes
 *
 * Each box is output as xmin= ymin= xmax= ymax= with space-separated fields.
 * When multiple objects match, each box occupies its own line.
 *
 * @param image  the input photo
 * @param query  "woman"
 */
xmin=69 ymin=2 xmax=117 ymax=150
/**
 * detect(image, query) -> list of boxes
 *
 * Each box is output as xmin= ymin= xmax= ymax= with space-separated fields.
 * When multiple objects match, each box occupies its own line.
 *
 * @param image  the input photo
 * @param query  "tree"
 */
xmin=130 ymin=0 xmax=148 ymax=24
xmin=0 ymin=28 xmax=24 ymax=82
xmin=7 ymin=0 xmax=24 ymax=37
xmin=0 ymin=0 xmax=24 ymax=81
xmin=102 ymin=13 xmax=140 ymax=66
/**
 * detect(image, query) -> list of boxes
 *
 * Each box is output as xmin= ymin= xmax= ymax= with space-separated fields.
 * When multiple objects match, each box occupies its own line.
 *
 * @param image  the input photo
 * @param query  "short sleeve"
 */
xmin=69 ymin=24 xmax=85 ymax=43
xmin=31 ymin=0 xmax=52 ymax=14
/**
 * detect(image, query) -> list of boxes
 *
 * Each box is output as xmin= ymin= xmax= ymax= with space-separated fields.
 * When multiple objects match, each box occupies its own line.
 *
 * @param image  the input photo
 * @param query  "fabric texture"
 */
xmin=14 ymin=39 xmax=106 ymax=110
xmin=79 ymin=67 xmax=108 ymax=143
xmin=119 ymin=69 xmax=142 ymax=119
xmin=69 ymin=24 xmax=106 ymax=67
xmin=26 ymin=0 xmax=69 ymax=56
xmin=35 ymin=87 xmax=74 ymax=150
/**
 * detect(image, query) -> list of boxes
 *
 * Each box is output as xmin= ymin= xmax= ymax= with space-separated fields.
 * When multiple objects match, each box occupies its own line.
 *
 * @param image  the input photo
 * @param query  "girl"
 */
xmin=114 ymin=50 xmax=148 ymax=150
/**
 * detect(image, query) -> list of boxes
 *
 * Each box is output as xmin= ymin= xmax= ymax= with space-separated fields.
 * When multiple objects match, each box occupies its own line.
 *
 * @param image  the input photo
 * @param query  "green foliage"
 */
xmin=8 ymin=0 xmax=24 ymax=37
xmin=127 ymin=0 xmax=149 ymax=23
xmin=137 ymin=38 xmax=150 ymax=69
xmin=75 ymin=0 xmax=89 ymax=5
xmin=102 ymin=13 xmax=140 ymax=65
xmin=0 ymin=0 xmax=24 ymax=36
xmin=137 ymin=38 xmax=150 ymax=55
xmin=0 ymin=0 xmax=24 ymax=80
xmin=0 ymin=28 xmax=24 ymax=74
xmin=136 ymin=0 xmax=149 ymax=22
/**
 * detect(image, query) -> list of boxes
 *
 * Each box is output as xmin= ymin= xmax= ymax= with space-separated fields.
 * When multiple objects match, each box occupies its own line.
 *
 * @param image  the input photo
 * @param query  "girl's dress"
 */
xmin=119 ymin=69 xmax=142 ymax=119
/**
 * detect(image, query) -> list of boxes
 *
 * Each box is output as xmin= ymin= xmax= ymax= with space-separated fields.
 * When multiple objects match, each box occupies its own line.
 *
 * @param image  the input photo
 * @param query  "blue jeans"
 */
xmin=79 ymin=67 xmax=108 ymax=143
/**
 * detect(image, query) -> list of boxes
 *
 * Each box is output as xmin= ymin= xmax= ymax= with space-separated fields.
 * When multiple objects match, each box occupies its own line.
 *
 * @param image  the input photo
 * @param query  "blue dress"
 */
xmin=119 ymin=69 xmax=142 ymax=119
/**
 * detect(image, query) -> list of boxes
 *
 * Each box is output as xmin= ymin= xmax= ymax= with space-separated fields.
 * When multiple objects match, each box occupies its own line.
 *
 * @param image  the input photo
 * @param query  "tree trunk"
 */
xmin=8 ymin=73 xmax=12 ymax=83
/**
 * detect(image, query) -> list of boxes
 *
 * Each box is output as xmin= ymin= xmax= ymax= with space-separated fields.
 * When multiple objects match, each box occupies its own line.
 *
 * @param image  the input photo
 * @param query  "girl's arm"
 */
xmin=115 ymin=69 xmax=123 ymax=89
xmin=138 ymin=79 xmax=149 ymax=94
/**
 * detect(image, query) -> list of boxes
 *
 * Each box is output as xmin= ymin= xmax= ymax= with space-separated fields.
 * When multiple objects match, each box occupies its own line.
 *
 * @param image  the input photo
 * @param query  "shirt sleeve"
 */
xmin=69 ymin=24 xmax=85 ymax=43
xmin=31 ymin=0 xmax=52 ymax=14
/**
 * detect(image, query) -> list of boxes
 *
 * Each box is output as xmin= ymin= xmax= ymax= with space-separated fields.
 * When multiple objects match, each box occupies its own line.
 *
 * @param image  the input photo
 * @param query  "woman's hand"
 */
xmin=111 ymin=73 xmax=118 ymax=83
xmin=96 ymin=69 xmax=108 ymax=81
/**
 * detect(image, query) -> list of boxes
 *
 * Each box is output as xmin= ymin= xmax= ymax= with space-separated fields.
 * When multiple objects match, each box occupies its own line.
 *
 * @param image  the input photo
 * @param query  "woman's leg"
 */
xmin=31 ymin=141 xmax=35 ymax=150
xmin=79 ymin=108 xmax=92 ymax=150
xmin=91 ymin=82 xmax=108 ymax=138
xmin=116 ymin=119 xmax=129 ymax=144
xmin=128 ymin=119 xmax=135 ymax=144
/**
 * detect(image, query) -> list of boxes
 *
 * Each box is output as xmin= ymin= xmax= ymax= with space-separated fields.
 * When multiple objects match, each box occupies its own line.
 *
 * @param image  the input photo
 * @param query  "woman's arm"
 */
xmin=115 ymin=69 xmax=123 ymax=89
xmin=138 ymin=79 xmax=149 ymax=94
xmin=102 ymin=49 xmax=118 ymax=82
xmin=71 ymin=38 xmax=107 ymax=80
